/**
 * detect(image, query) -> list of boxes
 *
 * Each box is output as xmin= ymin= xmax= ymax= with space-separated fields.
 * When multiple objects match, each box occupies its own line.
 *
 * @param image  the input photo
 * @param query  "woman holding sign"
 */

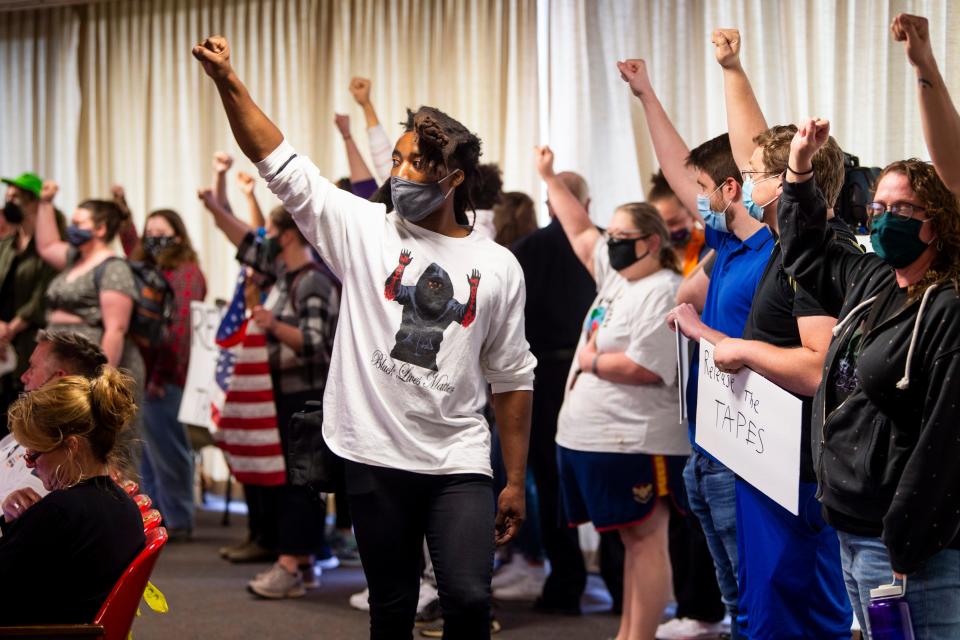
xmin=780 ymin=110 xmax=960 ymax=637
xmin=536 ymin=147 xmax=688 ymax=640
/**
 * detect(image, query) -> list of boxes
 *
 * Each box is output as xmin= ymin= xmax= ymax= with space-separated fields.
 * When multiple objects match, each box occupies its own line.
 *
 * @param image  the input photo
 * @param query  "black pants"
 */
xmin=345 ymin=460 xmax=494 ymax=640
xmin=528 ymin=360 xmax=587 ymax=607
xmin=669 ymin=505 xmax=726 ymax=621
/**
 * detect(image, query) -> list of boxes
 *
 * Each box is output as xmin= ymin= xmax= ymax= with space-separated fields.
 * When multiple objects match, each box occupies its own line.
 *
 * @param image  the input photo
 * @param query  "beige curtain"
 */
xmin=544 ymin=0 xmax=960 ymax=225
xmin=0 ymin=0 xmax=540 ymax=299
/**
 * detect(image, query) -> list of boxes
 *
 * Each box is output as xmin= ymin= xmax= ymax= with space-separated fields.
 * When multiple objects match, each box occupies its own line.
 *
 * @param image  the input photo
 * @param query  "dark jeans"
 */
xmin=529 ymin=360 xmax=587 ymax=606
xmin=345 ymin=460 xmax=495 ymax=640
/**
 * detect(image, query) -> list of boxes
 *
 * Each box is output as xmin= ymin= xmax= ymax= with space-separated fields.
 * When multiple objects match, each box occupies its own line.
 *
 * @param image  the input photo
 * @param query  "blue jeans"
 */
xmin=736 ymin=479 xmax=851 ymax=639
xmin=683 ymin=450 xmax=744 ymax=639
xmin=837 ymin=531 xmax=960 ymax=639
xmin=140 ymin=384 xmax=195 ymax=531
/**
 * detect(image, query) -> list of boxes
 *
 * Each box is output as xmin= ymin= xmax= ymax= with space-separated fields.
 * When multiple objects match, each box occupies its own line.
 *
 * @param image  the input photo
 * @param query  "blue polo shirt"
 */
xmin=686 ymin=225 xmax=775 ymax=458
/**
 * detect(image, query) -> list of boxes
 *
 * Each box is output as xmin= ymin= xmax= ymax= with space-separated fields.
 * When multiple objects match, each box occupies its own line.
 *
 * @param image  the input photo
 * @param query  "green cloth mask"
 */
xmin=870 ymin=212 xmax=930 ymax=269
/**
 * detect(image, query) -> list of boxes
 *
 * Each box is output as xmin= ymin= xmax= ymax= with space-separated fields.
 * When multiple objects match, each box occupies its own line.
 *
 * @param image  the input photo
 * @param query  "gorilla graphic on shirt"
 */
xmin=384 ymin=249 xmax=480 ymax=371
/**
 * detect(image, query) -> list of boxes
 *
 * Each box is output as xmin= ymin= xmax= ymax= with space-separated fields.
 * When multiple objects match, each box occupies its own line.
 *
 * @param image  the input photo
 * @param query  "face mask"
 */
xmin=607 ymin=237 xmax=650 ymax=271
xmin=390 ymin=173 xmax=455 ymax=223
xmin=742 ymin=175 xmax=780 ymax=221
xmin=66 ymin=225 xmax=94 ymax=248
xmin=262 ymin=235 xmax=282 ymax=263
xmin=869 ymin=213 xmax=932 ymax=269
xmin=143 ymin=235 xmax=177 ymax=259
xmin=3 ymin=200 xmax=23 ymax=224
xmin=696 ymin=183 xmax=732 ymax=232
xmin=670 ymin=227 xmax=692 ymax=247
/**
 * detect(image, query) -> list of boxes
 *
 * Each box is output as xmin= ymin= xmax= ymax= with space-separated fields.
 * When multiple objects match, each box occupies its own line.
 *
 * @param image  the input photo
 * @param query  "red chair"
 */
xmin=0 ymin=527 xmax=169 ymax=639
xmin=141 ymin=509 xmax=162 ymax=532
xmin=92 ymin=527 xmax=168 ymax=640
xmin=133 ymin=494 xmax=152 ymax=512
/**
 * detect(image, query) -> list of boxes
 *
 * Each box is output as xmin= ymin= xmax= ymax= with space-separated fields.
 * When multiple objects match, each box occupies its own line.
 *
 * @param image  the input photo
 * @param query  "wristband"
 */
xmin=787 ymin=164 xmax=815 ymax=176
xmin=591 ymin=354 xmax=600 ymax=376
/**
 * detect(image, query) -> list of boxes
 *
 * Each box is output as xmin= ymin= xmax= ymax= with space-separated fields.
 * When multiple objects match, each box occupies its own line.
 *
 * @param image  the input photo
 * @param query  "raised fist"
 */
xmin=711 ymin=28 xmax=742 ymax=69
xmin=349 ymin=77 xmax=371 ymax=106
xmin=891 ymin=14 xmax=934 ymax=70
xmin=193 ymin=36 xmax=233 ymax=80
xmin=213 ymin=151 xmax=234 ymax=174
xmin=334 ymin=113 xmax=351 ymax=138
xmin=616 ymin=59 xmax=652 ymax=98
xmin=399 ymin=249 xmax=412 ymax=265
xmin=197 ymin=187 xmax=218 ymax=211
xmin=468 ymin=269 xmax=481 ymax=287
xmin=534 ymin=146 xmax=556 ymax=179
xmin=789 ymin=118 xmax=831 ymax=172
xmin=110 ymin=184 xmax=126 ymax=205
xmin=236 ymin=171 xmax=255 ymax=195
xmin=40 ymin=180 xmax=58 ymax=203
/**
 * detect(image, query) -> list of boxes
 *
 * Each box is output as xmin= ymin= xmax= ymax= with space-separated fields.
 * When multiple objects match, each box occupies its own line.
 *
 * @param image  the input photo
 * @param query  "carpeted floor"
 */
xmin=132 ymin=508 xmax=625 ymax=639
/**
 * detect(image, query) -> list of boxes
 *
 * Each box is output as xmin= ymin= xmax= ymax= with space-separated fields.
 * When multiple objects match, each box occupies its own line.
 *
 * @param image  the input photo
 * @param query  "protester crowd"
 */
xmin=0 ymin=12 xmax=958 ymax=640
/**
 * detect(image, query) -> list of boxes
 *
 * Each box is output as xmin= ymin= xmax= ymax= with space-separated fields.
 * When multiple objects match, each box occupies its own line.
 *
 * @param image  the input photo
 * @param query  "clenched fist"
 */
xmin=349 ymin=77 xmax=371 ymax=106
xmin=534 ymin=146 xmax=556 ymax=179
xmin=712 ymin=28 xmax=742 ymax=69
xmin=891 ymin=14 xmax=935 ymax=71
xmin=193 ymin=35 xmax=234 ymax=80
xmin=616 ymin=59 xmax=653 ymax=99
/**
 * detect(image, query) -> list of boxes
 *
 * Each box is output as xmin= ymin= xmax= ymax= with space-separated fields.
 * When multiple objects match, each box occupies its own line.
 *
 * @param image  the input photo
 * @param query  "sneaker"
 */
xmin=417 ymin=580 xmax=439 ymax=613
xmin=247 ymin=562 xmax=306 ymax=599
xmin=491 ymin=557 xmax=530 ymax=590
xmin=349 ymin=587 xmax=370 ymax=611
xmin=415 ymin=597 xmax=442 ymax=626
xmin=419 ymin=616 xmax=501 ymax=638
xmin=299 ymin=563 xmax=321 ymax=590
xmin=656 ymin=617 xmax=730 ymax=640
xmin=227 ymin=541 xmax=277 ymax=564
xmin=492 ymin=566 xmax=546 ymax=601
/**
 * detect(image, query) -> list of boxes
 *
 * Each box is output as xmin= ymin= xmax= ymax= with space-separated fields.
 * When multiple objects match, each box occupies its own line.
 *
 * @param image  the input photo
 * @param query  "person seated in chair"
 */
xmin=0 ymin=367 xmax=145 ymax=625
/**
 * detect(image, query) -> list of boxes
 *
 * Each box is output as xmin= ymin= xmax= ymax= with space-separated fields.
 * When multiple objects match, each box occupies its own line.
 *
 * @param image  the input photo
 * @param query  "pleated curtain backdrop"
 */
xmin=0 ymin=0 xmax=540 ymax=299
xmin=3 ymin=0 xmax=960 ymax=296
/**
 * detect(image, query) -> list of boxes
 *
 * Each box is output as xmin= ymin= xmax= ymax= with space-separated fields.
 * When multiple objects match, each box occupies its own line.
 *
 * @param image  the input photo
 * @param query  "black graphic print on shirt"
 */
xmin=383 ymin=249 xmax=480 ymax=371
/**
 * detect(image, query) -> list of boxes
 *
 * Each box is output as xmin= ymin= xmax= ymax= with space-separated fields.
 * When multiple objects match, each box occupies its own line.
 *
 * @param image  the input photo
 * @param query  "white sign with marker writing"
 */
xmin=695 ymin=339 xmax=802 ymax=515
xmin=178 ymin=302 xmax=223 ymax=430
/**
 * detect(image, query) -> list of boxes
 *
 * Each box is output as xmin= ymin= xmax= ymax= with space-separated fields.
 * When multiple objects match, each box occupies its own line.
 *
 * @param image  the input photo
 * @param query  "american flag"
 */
xmin=211 ymin=271 xmax=286 ymax=486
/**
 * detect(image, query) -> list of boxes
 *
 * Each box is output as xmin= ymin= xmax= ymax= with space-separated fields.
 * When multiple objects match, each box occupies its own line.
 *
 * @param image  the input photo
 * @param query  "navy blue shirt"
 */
xmin=686 ymin=225 xmax=775 ymax=458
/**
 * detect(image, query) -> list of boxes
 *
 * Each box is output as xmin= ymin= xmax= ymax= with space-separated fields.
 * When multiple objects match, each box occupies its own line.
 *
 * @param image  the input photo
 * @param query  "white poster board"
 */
xmin=177 ymin=302 xmax=223 ymax=430
xmin=695 ymin=339 xmax=802 ymax=515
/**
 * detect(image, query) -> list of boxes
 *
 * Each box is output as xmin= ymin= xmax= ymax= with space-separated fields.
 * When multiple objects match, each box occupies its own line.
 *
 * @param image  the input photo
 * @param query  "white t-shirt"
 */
xmin=257 ymin=141 xmax=537 ymax=477
xmin=556 ymin=240 xmax=689 ymax=456
xmin=0 ymin=434 xmax=47 ymax=505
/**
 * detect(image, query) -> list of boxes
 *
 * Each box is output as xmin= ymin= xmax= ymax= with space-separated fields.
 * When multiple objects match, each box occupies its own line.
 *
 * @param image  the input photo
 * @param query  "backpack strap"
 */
xmin=92 ymin=256 xmax=125 ymax=293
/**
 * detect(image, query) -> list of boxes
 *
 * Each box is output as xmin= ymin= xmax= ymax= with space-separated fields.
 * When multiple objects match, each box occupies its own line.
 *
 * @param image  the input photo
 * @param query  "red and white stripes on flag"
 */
xmin=212 ymin=321 xmax=286 ymax=486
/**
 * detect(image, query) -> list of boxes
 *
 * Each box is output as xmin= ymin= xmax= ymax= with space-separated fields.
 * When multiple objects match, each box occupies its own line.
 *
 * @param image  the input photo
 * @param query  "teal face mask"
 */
xmin=870 ymin=212 xmax=931 ymax=269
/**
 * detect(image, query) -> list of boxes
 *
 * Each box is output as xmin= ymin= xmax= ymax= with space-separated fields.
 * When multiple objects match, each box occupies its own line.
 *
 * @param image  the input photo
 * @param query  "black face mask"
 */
xmin=3 ymin=201 xmax=23 ymax=225
xmin=607 ymin=237 xmax=650 ymax=271
xmin=143 ymin=235 xmax=177 ymax=259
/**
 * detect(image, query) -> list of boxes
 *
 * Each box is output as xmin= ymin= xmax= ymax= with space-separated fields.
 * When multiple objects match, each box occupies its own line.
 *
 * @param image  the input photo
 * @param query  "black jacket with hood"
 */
xmin=779 ymin=177 xmax=960 ymax=574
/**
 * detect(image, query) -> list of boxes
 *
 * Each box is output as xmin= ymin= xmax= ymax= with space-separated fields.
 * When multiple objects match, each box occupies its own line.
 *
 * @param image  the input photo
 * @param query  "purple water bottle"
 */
xmin=867 ymin=577 xmax=915 ymax=640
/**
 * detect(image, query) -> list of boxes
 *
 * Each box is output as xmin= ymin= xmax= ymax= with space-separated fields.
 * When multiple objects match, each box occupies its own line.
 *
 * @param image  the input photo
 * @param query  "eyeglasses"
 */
xmin=740 ymin=169 xmax=781 ymax=181
xmin=866 ymin=201 xmax=928 ymax=221
xmin=23 ymin=449 xmax=47 ymax=465
xmin=603 ymin=230 xmax=649 ymax=242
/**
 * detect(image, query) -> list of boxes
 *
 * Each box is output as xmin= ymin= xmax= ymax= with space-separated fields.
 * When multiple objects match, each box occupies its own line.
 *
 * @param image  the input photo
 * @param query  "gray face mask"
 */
xmin=390 ymin=173 xmax=455 ymax=223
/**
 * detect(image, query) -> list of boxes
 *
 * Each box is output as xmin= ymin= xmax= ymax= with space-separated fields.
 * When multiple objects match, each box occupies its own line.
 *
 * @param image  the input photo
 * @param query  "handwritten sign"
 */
xmin=695 ymin=339 xmax=802 ymax=515
xmin=177 ymin=302 xmax=223 ymax=430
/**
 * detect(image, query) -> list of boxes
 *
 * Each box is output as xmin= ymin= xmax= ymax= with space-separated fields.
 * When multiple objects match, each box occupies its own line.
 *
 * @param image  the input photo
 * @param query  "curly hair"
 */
xmin=877 ymin=159 xmax=960 ymax=296
xmin=753 ymin=125 xmax=846 ymax=208
xmin=371 ymin=106 xmax=483 ymax=226
xmin=472 ymin=163 xmax=503 ymax=210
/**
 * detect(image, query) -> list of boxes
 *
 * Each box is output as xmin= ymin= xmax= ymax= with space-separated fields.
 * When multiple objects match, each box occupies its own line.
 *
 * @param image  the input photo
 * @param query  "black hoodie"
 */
xmin=779 ymin=177 xmax=960 ymax=574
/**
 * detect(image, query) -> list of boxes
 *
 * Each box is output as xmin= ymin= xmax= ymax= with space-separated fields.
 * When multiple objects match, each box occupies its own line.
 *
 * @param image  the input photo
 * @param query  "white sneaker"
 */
xmin=349 ymin=587 xmax=370 ymax=611
xmin=655 ymin=617 xmax=730 ymax=640
xmin=492 ymin=565 xmax=546 ymax=601
xmin=417 ymin=580 xmax=439 ymax=612
xmin=349 ymin=580 xmax=437 ymax=613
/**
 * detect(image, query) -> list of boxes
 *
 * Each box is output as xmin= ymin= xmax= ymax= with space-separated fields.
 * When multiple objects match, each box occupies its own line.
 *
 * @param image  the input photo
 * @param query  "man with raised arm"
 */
xmin=674 ymin=28 xmax=858 ymax=639
xmin=619 ymin=57 xmax=775 ymax=639
xmin=193 ymin=37 xmax=535 ymax=639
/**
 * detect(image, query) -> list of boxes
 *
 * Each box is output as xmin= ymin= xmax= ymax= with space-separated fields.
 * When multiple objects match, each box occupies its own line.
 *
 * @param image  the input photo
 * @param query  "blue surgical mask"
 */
xmin=697 ymin=183 xmax=733 ymax=233
xmin=390 ymin=173 xmax=456 ymax=223
xmin=742 ymin=175 xmax=780 ymax=221
xmin=66 ymin=225 xmax=94 ymax=247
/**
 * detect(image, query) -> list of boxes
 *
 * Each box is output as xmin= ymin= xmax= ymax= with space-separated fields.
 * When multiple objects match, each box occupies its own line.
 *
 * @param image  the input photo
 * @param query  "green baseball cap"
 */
xmin=1 ymin=173 xmax=43 ymax=198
